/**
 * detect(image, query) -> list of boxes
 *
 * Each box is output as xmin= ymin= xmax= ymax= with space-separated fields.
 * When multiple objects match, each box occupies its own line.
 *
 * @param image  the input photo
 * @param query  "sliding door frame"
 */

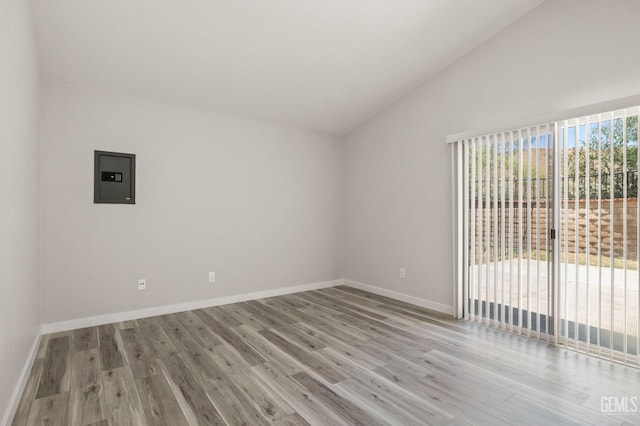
xmin=451 ymin=96 xmax=640 ymax=367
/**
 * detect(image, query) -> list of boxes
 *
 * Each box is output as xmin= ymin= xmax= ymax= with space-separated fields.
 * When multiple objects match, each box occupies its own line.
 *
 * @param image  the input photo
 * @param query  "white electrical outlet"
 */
xmin=138 ymin=278 xmax=146 ymax=291
xmin=399 ymin=268 xmax=406 ymax=279
xmin=209 ymin=272 xmax=216 ymax=283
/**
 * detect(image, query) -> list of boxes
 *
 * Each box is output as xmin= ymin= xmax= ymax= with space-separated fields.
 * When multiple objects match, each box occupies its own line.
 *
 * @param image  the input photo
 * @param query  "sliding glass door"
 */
xmin=456 ymin=106 xmax=640 ymax=367
xmin=465 ymin=127 xmax=554 ymax=339
xmin=557 ymin=111 xmax=639 ymax=365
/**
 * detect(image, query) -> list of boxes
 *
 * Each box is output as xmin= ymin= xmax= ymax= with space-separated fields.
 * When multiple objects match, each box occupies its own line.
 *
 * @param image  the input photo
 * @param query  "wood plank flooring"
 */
xmin=12 ymin=286 xmax=640 ymax=425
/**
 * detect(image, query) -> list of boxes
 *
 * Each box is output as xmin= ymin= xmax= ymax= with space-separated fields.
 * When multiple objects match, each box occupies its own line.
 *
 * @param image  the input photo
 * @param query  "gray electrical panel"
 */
xmin=94 ymin=151 xmax=136 ymax=204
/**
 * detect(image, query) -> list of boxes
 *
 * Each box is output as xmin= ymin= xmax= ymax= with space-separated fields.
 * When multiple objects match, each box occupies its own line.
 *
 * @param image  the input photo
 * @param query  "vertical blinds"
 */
xmin=557 ymin=108 xmax=639 ymax=366
xmin=460 ymin=126 xmax=554 ymax=340
xmin=453 ymin=106 xmax=640 ymax=367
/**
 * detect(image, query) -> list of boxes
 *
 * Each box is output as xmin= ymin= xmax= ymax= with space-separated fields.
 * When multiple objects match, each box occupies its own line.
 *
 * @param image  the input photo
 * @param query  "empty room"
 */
xmin=3 ymin=0 xmax=640 ymax=424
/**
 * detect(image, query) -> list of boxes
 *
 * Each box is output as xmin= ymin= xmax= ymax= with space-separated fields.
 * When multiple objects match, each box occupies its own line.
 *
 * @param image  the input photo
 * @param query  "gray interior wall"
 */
xmin=0 ymin=0 xmax=41 ymax=421
xmin=343 ymin=0 xmax=640 ymax=308
xmin=39 ymin=84 xmax=343 ymax=324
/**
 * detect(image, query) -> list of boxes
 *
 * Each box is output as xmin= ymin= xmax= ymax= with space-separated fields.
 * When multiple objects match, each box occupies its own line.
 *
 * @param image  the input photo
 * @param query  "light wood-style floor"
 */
xmin=11 ymin=286 xmax=640 ymax=425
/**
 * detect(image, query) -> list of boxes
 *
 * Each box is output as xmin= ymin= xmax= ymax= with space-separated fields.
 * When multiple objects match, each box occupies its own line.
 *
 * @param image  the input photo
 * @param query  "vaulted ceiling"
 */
xmin=31 ymin=0 xmax=543 ymax=135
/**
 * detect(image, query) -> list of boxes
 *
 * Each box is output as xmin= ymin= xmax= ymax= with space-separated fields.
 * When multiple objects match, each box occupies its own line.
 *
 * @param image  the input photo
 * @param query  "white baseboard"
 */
xmin=343 ymin=280 xmax=454 ymax=316
xmin=2 ymin=329 xmax=41 ymax=426
xmin=41 ymin=279 xmax=344 ymax=334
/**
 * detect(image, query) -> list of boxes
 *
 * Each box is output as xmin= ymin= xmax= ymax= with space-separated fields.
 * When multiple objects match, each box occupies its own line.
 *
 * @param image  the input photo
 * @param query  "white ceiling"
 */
xmin=31 ymin=0 xmax=543 ymax=135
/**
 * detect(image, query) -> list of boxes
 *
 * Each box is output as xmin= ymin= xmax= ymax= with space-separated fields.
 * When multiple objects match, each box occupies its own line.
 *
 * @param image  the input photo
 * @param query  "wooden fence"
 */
xmin=472 ymin=198 xmax=638 ymax=260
